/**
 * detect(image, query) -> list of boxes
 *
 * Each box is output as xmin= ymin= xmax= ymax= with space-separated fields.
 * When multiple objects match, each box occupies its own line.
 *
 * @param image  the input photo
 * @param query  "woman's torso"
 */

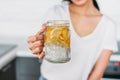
xmin=40 ymin=3 xmax=116 ymax=80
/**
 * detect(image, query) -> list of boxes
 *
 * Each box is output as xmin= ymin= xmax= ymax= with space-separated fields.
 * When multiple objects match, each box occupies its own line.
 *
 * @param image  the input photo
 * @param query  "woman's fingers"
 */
xmin=29 ymin=40 xmax=44 ymax=50
xmin=27 ymin=36 xmax=37 ymax=43
xmin=37 ymin=51 xmax=45 ymax=59
xmin=36 ymin=34 xmax=44 ymax=40
xmin=27 ymin=24 xmax=47 ymax=59
xmin=27 ymin=34 xmax=44 ymax=43
xmin=32 ymin=47 xmax=43 ymax=54
xmin=28 ymin=33 xmax=44 ymax=49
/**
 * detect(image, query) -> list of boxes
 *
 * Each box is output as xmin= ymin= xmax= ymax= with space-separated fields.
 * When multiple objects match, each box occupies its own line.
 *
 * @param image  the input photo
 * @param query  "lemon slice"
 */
xmin=50 ymin=27 xmax=62 ymax=39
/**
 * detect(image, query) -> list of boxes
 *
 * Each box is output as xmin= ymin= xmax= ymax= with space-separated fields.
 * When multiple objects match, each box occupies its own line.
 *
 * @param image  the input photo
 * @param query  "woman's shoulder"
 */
xmin=103 ymin=15 xmax=116 ymax=26
xmin=103 ymin=15 xmax=117 ymax=29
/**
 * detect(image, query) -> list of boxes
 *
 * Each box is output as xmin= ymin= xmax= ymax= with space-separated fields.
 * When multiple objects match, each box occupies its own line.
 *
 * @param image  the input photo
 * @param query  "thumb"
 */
xmin=36 ymin=24 xmax=47 ymax=35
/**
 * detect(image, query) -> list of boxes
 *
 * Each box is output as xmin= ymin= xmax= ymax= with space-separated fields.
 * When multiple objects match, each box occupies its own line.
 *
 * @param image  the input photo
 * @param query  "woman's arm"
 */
xmin=88 ymin=50 xmax=113 ymax=80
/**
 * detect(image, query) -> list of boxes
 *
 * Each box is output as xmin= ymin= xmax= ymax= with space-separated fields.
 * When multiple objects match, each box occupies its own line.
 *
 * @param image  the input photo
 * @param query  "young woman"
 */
xmin=27 ymin=0 xmax=118 ymax=80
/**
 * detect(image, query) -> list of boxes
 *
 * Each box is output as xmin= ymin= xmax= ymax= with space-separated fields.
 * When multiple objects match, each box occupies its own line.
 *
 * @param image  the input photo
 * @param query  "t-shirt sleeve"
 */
xmin=102 ymin=21 xmax=118 ymax=52
xmin=39 ymin=4 xmax=66 ymax=26
xmin=39 ymin=6 xmax=56 ymax=28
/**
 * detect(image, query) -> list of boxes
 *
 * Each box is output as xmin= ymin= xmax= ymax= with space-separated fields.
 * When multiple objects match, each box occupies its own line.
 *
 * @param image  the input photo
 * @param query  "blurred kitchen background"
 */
xmin=0 ymin=0 xmax=120 ymax=80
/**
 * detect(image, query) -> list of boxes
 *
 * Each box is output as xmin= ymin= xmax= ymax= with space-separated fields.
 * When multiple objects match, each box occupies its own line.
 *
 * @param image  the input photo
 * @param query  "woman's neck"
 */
xmin=70 ymin=1 xmax=100 ymax=16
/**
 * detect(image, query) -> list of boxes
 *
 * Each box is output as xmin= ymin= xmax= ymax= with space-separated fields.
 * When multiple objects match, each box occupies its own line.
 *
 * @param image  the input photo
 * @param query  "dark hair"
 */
xmin=63 ymin=0 xmax=100 ymax=10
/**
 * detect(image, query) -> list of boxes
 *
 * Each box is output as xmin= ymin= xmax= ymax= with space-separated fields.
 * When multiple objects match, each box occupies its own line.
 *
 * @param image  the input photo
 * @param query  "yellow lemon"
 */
xmin=50 ymin=27 xmax=62 ymax=39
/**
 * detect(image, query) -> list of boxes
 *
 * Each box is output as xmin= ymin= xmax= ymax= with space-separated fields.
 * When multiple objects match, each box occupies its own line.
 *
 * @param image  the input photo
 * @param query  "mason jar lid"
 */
xmin=46 ymin=20 xmax=69 ymax=27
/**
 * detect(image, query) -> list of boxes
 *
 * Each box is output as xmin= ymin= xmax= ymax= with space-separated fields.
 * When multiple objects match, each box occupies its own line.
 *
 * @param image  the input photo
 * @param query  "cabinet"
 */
xmin=16 ymin=57 xmax=41 ymax=80
xmin=0 ymin=59 xmax=16 ymax=80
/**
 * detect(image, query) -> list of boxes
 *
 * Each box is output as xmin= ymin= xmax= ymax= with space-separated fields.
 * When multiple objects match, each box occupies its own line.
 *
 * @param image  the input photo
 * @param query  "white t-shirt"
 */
xmin=40 ymin=3 xmax=118 ymax=80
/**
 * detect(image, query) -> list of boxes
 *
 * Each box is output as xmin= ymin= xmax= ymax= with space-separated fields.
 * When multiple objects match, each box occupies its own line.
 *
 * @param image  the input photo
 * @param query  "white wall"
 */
xmin=0 ymin=0 xmax=120 ymax=39
xmin=0 ymin=0 xmax=61 ymax=37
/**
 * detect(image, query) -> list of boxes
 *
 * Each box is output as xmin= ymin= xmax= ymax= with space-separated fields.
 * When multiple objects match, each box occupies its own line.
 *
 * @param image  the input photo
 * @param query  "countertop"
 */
xmin=0 ymin=44 xmax=17 ymax=70
xmin=0 ymin=44 xmax=38 ymax=70
xmin=16 ymin=50 xmax=37 ymax=58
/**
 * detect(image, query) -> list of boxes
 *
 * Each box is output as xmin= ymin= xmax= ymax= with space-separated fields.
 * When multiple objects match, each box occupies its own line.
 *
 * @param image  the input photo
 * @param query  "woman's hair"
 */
xmin=63 ymin=0 xmax=100 ymax=10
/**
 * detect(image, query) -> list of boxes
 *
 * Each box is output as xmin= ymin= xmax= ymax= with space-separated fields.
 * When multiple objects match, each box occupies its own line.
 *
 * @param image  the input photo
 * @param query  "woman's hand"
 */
xmin=27 ymin=25 xmax=47 ymax=59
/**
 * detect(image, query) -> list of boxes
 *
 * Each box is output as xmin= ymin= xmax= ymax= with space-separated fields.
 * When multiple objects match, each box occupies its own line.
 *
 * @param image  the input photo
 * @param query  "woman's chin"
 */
xmin=75 ymin=3 xmax=86 ymax=6
xmin=72 ymin=0 xmax=88 ymax=6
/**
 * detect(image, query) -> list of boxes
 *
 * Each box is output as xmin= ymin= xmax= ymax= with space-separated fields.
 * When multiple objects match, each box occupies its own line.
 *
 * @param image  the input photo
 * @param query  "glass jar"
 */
xmin=44 ymin=20 xmax=70 ymax=63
